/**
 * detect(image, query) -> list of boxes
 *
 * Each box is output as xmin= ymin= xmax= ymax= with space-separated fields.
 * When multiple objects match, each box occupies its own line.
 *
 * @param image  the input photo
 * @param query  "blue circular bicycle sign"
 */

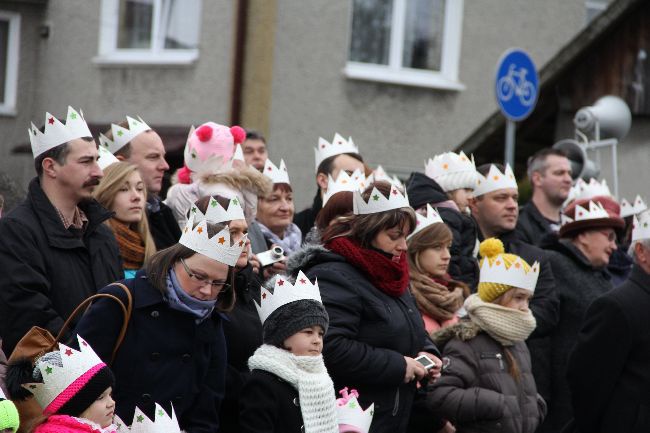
xmin=495 ymin=48 xmax=539 ymax=121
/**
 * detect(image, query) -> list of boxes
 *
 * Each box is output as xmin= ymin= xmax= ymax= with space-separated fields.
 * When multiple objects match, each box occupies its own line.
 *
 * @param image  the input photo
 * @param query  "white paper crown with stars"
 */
xmin=479 ymin=254 xmax=540 ymax=292
xmin=115 ymin=403 xmax=181 ymax=433
xmin=315 ymin=133 xmax=360 ymax=172
xmin=200 ymin=196 xmax=245 ymax=224
xmin=179 ymin=210 xmax=247 ymax=266
xmin=262 ymin=158 xmax=290 ymax=185
xmin=408 ymin=204 xmax=444 ymax=239
xmin=336 ymin=388 xmax=374 ymax=433
xmin=366 ymin=165 xmax=404 ymax=190
xmin=620 ymin=195 xmax=647 ymax=218
xmin=570 ymin=178 xmax=612 ymax=202
xmin=353 ymin=183 xmax=410 ymax=215
xmin=97 ymin=145 xmax=120 ymax=170
xmin=473 ymin=164 xmax=517 ymax=197
xmin=98 ymin=116 xmax=151 ymax=154
xmin=29 ymin=106 xmax=93 ymax=158
xmin=425 ymin=151 xmax=477 ymax=192
xmin=560 ymin=200 xmax=611 ymax=226
xmin=632 ymin=210 xmax=650 ymax=242
xmin=323 ymin=168 xmax=366 ymax=205
xmin=256 ymin=271 xmax=322 ymax=324
xmin=23 ymin=336 xmax=106 ymax=412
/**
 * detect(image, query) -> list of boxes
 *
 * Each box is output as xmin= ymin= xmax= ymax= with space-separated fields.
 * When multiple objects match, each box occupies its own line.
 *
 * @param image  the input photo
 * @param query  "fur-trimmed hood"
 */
xmin=430 ymin=319 xmax=481 ymax=346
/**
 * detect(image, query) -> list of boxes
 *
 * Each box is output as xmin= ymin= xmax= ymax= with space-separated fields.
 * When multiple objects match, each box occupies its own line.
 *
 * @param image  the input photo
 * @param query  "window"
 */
xmin=96 ymin=0 xmax=202 ymax=65
xmin=345 ymin=0 xmax=464 ymax=90
xmin=0 ymin=11 xmax=20 ymax=115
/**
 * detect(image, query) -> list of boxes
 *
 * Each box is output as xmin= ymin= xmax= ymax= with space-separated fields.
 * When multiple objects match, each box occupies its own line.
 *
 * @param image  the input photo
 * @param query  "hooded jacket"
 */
xmin=406 ymin=172 xmax=479 ymax=290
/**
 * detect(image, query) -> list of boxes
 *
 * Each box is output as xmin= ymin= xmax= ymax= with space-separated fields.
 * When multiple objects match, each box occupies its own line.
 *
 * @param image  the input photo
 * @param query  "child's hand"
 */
xmin=403 ymin=356 xmax=427 ymax=383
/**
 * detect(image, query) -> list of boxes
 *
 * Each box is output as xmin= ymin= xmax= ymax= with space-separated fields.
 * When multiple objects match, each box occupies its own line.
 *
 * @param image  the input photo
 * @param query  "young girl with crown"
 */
xmin=426 ymin=238 xmax=546 ymax=433
xmin=7 ymin=336 xmax=117 ymax=433
xmin=239 ymin=271 xmax=339 ymax=433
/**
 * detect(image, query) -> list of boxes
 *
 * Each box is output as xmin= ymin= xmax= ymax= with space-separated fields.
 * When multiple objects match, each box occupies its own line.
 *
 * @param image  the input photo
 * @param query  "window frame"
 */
xmin=344 ymin=0 xmax=465 ymax=90
xmin=0 ymin=11 xmax=20 ymax=116
xmin=95 ymin=0 xmax=200 ymax=66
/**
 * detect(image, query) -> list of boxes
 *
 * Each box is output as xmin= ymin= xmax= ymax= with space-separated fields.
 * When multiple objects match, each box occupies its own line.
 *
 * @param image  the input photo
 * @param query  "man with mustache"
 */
xmin=0 ymin=106 xmax=122 ymax=355
xmin=468 ymin=163 xmax=559 ymax=409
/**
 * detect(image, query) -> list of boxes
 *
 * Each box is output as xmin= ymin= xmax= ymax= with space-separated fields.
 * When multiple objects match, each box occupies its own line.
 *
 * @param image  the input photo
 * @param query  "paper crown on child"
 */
xmin=199 ymin=196 xmax=245 ymax=225
xmin=97 ymin=145 xmax=120 ymax=170
xmin=425 ymin=151 xmax=477 ymax=192
xmin=336 ymin=388 xmax=374 ymax=433
xmin=408 ymin=204 xmax=444 ymax=240
xmin=620 ymin=195 xmax=647 ymax=218
xmin=179 ymin=210 xmax=247 ymax=266
xmin=478 ymin=238 xmax=539 ymax=292
xmin=473 ymin=164 xmax=517 ymax=197
xmin=98 ymin=116 xmax=151 ymax=154
xmin=568 ymin=178 xmax=612 ymax=203
xmin=23 ymin=336 xmax=111 ymax=415
xmin=366 ymin=165 xmax=404 ymax=190
xmin=262 ymin=158 xmax=290 ymax=185
xmin=323 ymin=169 xmax=367 ymax=205
xmin=632 ymin=210 xmax=650 ymax=242
xmin=353 ymin=183 xmax=410 ymax=215
xmin=29 ymin=106 xmax=93 ymax=158
xmin=115 ymin=404 xmax=181 ymax=433
xmin=256 ymin=271 xmax=322 ymax=324
xmin=183 ymin=122 xmax=246 ymax=174
xmin=315 ymin=133 xmax=360 ymax=172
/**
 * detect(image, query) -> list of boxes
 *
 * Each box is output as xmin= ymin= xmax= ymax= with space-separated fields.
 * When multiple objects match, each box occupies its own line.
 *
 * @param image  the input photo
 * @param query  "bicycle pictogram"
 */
xmin=497 ymin=64 xmax=536 ymax=107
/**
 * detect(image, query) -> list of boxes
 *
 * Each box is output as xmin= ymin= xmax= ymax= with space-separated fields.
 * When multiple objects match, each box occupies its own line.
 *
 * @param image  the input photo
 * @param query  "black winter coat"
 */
xmin=239 ymin=370 xmax=304 ymax=433
xmin=294 ymin=190 xmax=322 ymax=239
xmin=406 ymin=172 xmax=480 ymax=289
xmin=567 ymin=264 xmax=650 ymax=433
xmin=146 ymin=198 xmax=181 ymax=250
xmin=0 ymin=178 xmax=122 ymax=354
xmin=516 ymin=201 xmax=559 ymax=247
xmin=300 ymin=247 xmax=439 ymax=433
xmin=219 ymin=265 xmax=263 ymax=433
xmin=427 ymin=321 xmax=546 ymax=433
xmin=74 ymin=270 xmax=227 ymax=433
xmin=536 ymin=239 xmax=613 ymax=433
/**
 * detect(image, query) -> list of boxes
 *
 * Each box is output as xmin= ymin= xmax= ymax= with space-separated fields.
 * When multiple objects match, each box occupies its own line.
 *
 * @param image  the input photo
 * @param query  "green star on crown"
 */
xmin=45 ymin=366 xmax=53 ymax=375
xmin=136 ymin=415 xmax=144 ymax=423
xmin=69 ymin=113 xmax=77 ymax=120
xmin=372 ymin=194 xmax=380 ymax=201
xmin=117 ymin=130 xmax=124 ymax=137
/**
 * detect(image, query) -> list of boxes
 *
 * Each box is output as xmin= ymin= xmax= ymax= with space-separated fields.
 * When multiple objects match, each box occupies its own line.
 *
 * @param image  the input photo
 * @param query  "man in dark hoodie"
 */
xmin=406 ymin=171 xmax=479 ymax=290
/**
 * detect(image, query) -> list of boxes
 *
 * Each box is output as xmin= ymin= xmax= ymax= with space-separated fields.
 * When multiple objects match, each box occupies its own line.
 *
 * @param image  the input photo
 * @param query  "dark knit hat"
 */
xmin=559 ymin=195 xmax=625 ymax=238
xmin=56 ymin=365 xmax=114 ymax=417
xmin=263 ymin=299 xmax=329 ymax=347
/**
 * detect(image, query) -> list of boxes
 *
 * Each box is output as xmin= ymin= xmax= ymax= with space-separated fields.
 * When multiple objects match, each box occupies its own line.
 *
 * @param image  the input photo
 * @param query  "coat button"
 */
xmin=141 ymin=393 xmax=151 ymax=402
xmin=300 ymin=425 xmax=305 ymax=433
xmin=293 ymin=397 xmax=300 ymax=407
xmin=150 ymin=352 xmax=160 ymax=361
xmin=182 ymin=353 xmax=191 ymax=363
xmin=151 ymin=310 xmax=160 ymax=318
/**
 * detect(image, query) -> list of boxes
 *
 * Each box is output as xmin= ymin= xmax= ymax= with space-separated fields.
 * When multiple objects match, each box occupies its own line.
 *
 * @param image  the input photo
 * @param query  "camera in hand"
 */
xmin=415 ymin=354 xmax=436 ymax=370
xmin=257 ymin=246 xmax=285 ymax=268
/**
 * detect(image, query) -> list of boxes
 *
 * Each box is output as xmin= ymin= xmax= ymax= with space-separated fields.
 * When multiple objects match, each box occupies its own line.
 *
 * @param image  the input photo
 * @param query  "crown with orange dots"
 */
xmin=473 ymin=164 xmax=517 ymax=197
xmin=179 ymin=209 xmax=247 ymax=266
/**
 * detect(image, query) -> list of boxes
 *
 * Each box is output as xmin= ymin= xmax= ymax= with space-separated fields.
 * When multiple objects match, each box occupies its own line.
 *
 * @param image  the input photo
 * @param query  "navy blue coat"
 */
xmin=74 ymin=270 xmax=227 ymax=433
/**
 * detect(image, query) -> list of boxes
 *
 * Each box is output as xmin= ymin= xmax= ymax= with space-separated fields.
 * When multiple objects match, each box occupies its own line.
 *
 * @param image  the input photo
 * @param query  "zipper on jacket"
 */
xmin=480 ymin=352 xmax=505 ymax=370
xmin=392 ymin=388 xmax=400 ymax=416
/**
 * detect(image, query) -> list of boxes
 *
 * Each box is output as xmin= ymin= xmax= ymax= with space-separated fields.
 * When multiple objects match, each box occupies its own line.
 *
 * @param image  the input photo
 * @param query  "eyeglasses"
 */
xmin=596 ymin=230 xmax=617 ymax=243
xmin=180 ymin=258 xmax=231 ymax=290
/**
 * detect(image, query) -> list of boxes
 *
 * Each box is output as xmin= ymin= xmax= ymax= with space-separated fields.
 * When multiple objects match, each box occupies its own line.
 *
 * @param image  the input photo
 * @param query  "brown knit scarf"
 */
xmin=109 ymin=219 xmax=145 ymax=270
xmin=409 ymin=271 xmax=466 ymax=322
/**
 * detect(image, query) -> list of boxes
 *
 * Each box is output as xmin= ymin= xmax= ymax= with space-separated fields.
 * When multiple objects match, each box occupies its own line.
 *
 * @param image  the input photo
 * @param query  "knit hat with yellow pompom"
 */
xmin=477 ymin=238 xmax=533 ymax=302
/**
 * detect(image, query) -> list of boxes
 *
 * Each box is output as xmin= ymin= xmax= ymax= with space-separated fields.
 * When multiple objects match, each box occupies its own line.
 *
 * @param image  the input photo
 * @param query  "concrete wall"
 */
xmin=265 ymin=0 xmax=588 ymax=208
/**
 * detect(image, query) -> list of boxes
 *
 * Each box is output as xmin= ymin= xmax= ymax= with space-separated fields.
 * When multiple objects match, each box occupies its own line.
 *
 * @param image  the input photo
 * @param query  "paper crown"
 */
xmin=353 ymin=184 xmax=410 ymax=215
xmin=29 ymin=106 xmax=93 ymax=158
xmin=256 ymin=271 xmax=322 ymax=324
xmin=570 ymin=178 xmax=612 ymax=202
xmin=98 ymin=116 xmax=151 ymax=154
xmin=179 ymin=211 xmax=247 ymax=266
xmin=315 ymin=133 xmax=360 ymax=172
xmin=263 ymin=158 xmax=290 ymax=185
xmin=367 ymin=165 xmax=404 ymax=190
xmin=632 ymin=210 xmax=650 ymax=242
xmin=473 ymin=164 xmax=517 ymax=197
xmin=336 ymin=388 xmax=374 ymax=433
xmin=97 ymin=145 xmax=120 ymax=170
xmin=196 ymin=196 xmax=245 ymax=225
xmin=115 ymin=404 xmax=181 ymax=433
xmin=620 ymin=195 xmax=647 ymax=218
xmin=479 ymin=253 xmax=540 ymax=292
xmin=323 ymin=169 xmax=366 ymax=205
xmin=23 ymin=336 xmax=106 ymax=414
xmin=408 ymin=204 xmax=444 ymax=239
xmin=561 ymin=200 xmax=611 ymax=226
xmin=425 ymin=151 xmax=477 ymax=191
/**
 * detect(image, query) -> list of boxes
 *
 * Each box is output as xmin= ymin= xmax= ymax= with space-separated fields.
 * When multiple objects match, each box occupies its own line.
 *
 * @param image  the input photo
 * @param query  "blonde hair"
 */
xmin=93 ymin=162 xmax=156 ymax=260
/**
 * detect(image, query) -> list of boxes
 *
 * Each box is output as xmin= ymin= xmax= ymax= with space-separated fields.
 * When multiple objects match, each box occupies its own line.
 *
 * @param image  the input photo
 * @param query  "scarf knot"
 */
xmin=464 ymin=294 xmax=536 ymax=346
xmin=409 ymin=272 xmax=465 ymax=322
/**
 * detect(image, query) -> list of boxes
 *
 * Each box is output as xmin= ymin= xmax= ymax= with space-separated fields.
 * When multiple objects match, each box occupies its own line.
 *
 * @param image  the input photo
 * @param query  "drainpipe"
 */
xmin=230 ymin=0 xmax=249 ymax=126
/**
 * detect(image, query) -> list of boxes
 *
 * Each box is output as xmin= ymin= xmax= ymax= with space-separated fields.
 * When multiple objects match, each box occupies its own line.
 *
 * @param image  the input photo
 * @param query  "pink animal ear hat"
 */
xmin=183 ymin=122 xmax=246 ymax=175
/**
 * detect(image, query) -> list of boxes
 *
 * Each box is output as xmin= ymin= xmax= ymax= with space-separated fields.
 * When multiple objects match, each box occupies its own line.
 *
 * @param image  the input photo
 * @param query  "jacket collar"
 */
xmin=628 ymin=264 xmax=650 ymax=294
xmin=522 ymin=201 xmax=555 ymax=228
xmin=132 ymin=269 xmax=165 ymax=308
xmin=27 ymin=177 xmax=114 ymax=248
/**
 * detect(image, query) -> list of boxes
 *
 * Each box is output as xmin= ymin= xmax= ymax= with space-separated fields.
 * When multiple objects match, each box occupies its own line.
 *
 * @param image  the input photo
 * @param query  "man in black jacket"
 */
xmin=517 ymin=148 xmax=572 ymax=246
xmin=566 ymin=214 xmax=650 ymax=433
xmin=0 ymin=106 xmax=122 ymax=354
xmin=101 ymin=116 xmax=181 ymax=249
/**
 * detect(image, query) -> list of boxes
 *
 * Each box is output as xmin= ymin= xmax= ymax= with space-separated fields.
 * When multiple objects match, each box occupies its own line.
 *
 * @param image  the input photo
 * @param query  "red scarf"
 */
xmin=326 ymin=237 xmax=410 ymax=297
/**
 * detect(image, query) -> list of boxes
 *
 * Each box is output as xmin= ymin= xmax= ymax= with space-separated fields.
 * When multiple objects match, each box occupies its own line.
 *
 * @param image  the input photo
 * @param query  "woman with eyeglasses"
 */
xmin=73 ymin=201 xmax=246 ymax=433
xmin=536 ymin=195 xmax=624 ymax=433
